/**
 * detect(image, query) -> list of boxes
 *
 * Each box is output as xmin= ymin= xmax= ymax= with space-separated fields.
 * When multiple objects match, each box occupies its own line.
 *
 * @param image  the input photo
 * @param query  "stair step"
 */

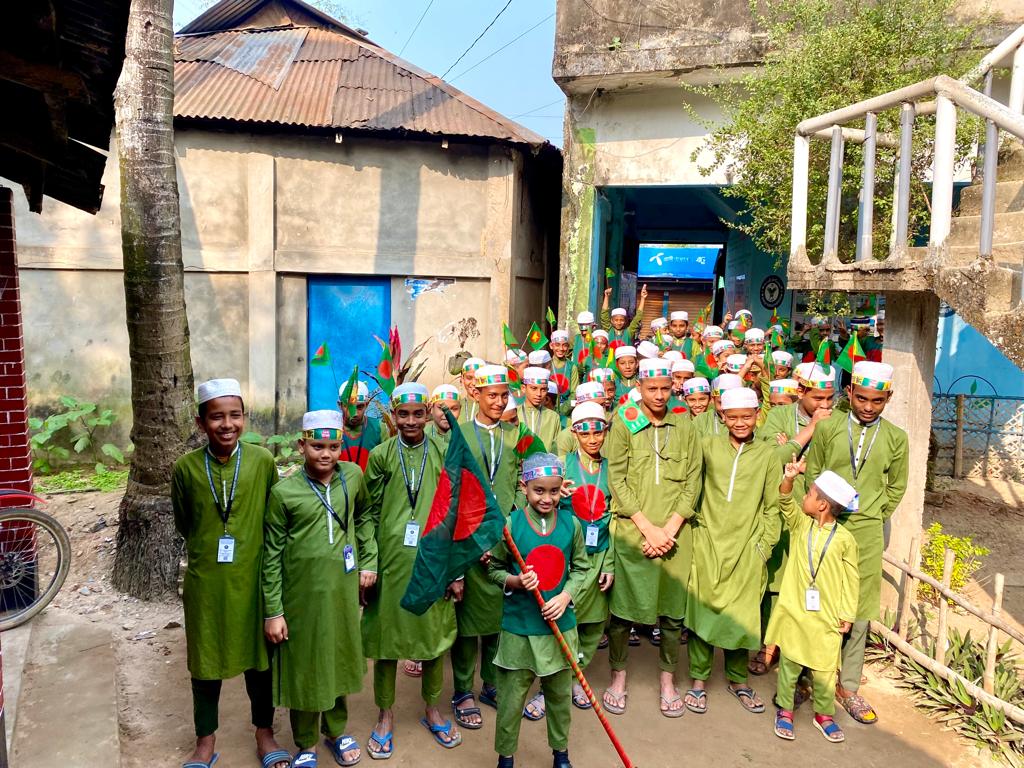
xmin=994 ymin=139 xmax=1024 ymax=182
xmin=948 ymin=243 xmax=1024 ymax=269
xmin=958 ymin=179 xmax=1024 ymax=215
xmin=948 ymin=210 xmax=1024 ymax=248
xmin=938 ymin=261 xmax=1021 ymax=316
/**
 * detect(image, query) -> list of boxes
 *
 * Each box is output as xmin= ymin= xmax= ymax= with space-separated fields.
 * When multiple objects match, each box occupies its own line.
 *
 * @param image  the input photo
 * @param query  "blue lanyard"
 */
xmin=397 ymin=438 xmax=429 ymax=514
xmin=473 ymin=422 xmax=503 ymax=485
xmin=807 ymin=522 xmax=838 ymax=587
xmin=204 ymin=444 xmax=242 ymax=529
xmin=304 ymin=470 xmax=349 ymax=534
xmin=846 ymin=414 xmax=880 ymax=479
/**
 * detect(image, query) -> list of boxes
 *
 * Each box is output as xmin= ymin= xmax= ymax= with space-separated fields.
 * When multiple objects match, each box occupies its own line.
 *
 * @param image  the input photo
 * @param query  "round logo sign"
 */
xmin=759 ymin=276 xmax=785 ymax=310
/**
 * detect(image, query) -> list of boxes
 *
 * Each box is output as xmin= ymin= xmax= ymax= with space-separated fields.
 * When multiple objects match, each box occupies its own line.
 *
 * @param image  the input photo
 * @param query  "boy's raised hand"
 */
xmin=560 ymin=478 xmax=576 ymax=498
xmin=784 ymin=455 xmax=807 ymax=480
xmin=264 ymin=616 xmax=288 ymax=644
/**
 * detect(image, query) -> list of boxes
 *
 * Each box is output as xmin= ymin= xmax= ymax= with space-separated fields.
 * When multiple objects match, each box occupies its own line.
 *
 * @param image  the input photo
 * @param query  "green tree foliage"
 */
xmin=919 ymin=521 xmax=989 ymax=604
xmin=689 ymin=0 xmax=987 ymax=265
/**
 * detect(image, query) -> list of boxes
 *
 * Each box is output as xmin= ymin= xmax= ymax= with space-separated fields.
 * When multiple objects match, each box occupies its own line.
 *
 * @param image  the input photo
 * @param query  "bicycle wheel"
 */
xmin=0 ymin=507 xmax=71 ymax=631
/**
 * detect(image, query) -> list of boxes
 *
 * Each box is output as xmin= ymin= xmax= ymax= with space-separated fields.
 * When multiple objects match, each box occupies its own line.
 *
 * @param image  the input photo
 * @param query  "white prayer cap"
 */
xmin=462 ymin=356 xmax=486 ymax=373
xmin=638 ymin=359 xmax=671 ymax=379
xmin=475 ymin=364 xmax=509 ymax=388
xmin=636 ymin=341 xmax=661 ymax=359
xmin=672 ymin=359 xmax=695 ymax=374
xmin=770 ymin=379 xmax=800 ymax=396
xmin=662 ymin=350 xmax=683 ymax=362
xmin=547 ymin=380 xmax=559 ymax=395
xmin=725 ymin=353 xmax=747 ymax=373
xmin=711 ymin=339 xmax=736 ymax=357
xmin=572 ymin=401 xmax=608 ymax=425
xmin=302 ymin=409 xmax=343 ymax=431
xmin=770 ymin=324 xmax=784 ymax=335
xmin=338 ymin=380 xmax=370 ymax=402
xmin=721 ymin=387 xmax=759 ymax=411
xmin=504 ymin=395 xmax=518 ymax=413
xmin=712 ymin=373 xmax=744 ymax=395
xmin=577 ymin=311 xmax=595 ymax=326
xmin=588 ymin=367 xmax=616 ymax=383
xmin=611 ymin=307 xmax=627 ymax=318
xmin=772 ymin=350 xmax=793 ymax=366
xmin=522 ymin=367 xmax=551 ymax=385
xmin=528 ymin=350 xmax=552 ymax=365
xmin=614 ymin=345 xmax=637 ymax=360
xmin=505 ymin=348 xmax=527 ymax=364
xmin=574 ymin=381 xmax=605 ymax=403
xmin=800 ymin=363 xmax=835 ymax=390
xmin=727 ymin=320 xmax=738 ymax=331
xmin=814 ymin=470 xmax=859 ymax=512
xmin=793 ymin=362 xmax=814 ymax=382
xmin=391 ymin=382 xmax=429 ymax=405
xmin=431 ymin=384 xmax=460 ymax=403
xmin=551 ymin=330 xmax=570 ymax=343
xmin=651 ymin=317 xmax=668 ymax=330
xmin=736 ymin=309 xmax=753 ymax=319
xmin=744 ymin=328 xmax=765 ymax=343
xmin=684 ymin=377 xmax=711 ymax=395
xmin=592 ymin=329 xmax=609 ymax=340
xmin=702 ymin=325 xmax=724 ymax=340
xmin=198 ymin=378 xmax=242 ymax=405
xmin=669 ymin=310 xmax=689 ymax=322
xmin=852 ymin=361 xmax=894 ymax=391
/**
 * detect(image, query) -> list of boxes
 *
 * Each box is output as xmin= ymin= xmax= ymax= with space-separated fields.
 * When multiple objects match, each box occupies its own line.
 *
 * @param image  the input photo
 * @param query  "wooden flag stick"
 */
xmin=501 ymin=526 xmax=636 ymax=768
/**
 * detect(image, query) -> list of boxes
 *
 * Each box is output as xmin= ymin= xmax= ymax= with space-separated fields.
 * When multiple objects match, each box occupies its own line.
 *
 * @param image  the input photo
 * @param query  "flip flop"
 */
xmin=659 ymin=690 xmax=685 ymax=718
xmin=649 ymin=628 xmax=662 ymax=647
xmin=420 ymin=717 xmax=463 ymax=749
xmin=602 ymin=689 xmax=627 ymax=715
xmin=292 ymin=752 xmax=317 ymax=768
xmin=684 ymin=689 xmax=707 ymax=714
xmin=451 ymin=692 xmax=483 ymax=730
xmin=774 ymin=709 xmax=796 ymax=740
xmin=403 ymin=660 xmax=423 ymax=678
xmin=260 ymin=750 xmax=292 ymax=768
xmin=324 ymin=735 xmax=361 ymax=767
xmin=814 ymin=715 xmax=845 ymax=742
xmin=628 ymin=628 xmax=641 ymax=646
xmin=748 ymin=647 xmax=778 ymax=676
xmin=479 ymin=683 xmax=498 ymax=710
xmin=572 ymin=685 xmax=592 ymax=710
xmin=183 ymin=754 xmax=219 ymax=768
xmin=727 ymin=685 xmax=765 ymax=714
xmin=523 ymin=692 xmax=546 ymax=721
xmin=367 ymin=730 xmax=393 ymax=760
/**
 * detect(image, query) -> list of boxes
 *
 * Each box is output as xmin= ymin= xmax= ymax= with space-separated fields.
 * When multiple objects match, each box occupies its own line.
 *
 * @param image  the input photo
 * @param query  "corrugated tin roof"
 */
xmin=173 ymin=0 xmax=548 ymax=146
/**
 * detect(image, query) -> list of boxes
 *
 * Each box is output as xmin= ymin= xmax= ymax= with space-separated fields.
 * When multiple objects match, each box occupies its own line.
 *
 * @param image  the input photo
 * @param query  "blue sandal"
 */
xmin=479 ymin=683 xmax=498 ymax=709
xmin=774 ymin=709 xmax=795 ymax=740
xmin=420 ymin=717 xmax=463 ymax=749
xmin=324 ymin=735 xmax=361 ymax=767
xmin=367 ymin=729 xmax=393 ymax=760
xmin=814 ymin=715 xmax=845 ymax=743
xmin=183 ymin=754 xmax=219 ymax=768
xmin=261 ymin=750 xmax=292 ymax=768
xmin=292 ymin=751 xmax=318 ymax=768
xmin=522 ymin=692 xmax=545 ymax=721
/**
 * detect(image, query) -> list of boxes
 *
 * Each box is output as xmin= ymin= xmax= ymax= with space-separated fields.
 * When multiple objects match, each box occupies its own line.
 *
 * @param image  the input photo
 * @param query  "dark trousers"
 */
xmin=191 ymin=668 xmax=275 ymax=738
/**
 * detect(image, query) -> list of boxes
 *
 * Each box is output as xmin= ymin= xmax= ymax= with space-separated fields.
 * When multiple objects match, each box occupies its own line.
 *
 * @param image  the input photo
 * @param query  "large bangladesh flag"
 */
xmin=401 ymin=408 xmax=507 ymax=616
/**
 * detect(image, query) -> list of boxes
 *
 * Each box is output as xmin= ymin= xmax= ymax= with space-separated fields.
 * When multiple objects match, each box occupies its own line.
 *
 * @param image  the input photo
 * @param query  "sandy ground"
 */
xmin=10 ymin=483 xmax=1022 ymax=768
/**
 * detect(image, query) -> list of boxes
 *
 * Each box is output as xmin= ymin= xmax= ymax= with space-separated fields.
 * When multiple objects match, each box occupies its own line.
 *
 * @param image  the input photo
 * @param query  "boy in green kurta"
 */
xmin=549 ymin=331 xmax=580 ymax=419
xmin=682 ymin=377 xmax=712 ymax=417
xmin=263 ymin=410 xmax=372 ymax=768
xmin=518 ymin=367 xmax=561 ymax=452
xmin=452 ymin=365 xmax=530 ymax=729
xmin=338 ymin=381 xmax=383 ymax=471
xmin=768 ymin=462 xmax=859 ymax=744
xmin=427 ymin=384 xmax=462 ymax=447
xmin=664 ymin=311 xmax=700 ymax=359
xmin=612 ymin=347 xmax=639 ymax=399
xmin=553 ymin=383 xmax=606 ymax=457
xmin=806 ymin=360 xmax=908 ymax=725
xmin=458 ymin=358 xmax=486 ymax=425
xmin=362 ymin=383 xmax=461 ymax=756
xmin=600 ymin=283 xmax=648 ymax=347
xmin=603 ymin=358 xmax=703 ymax=717
xmin=686 ymin=387 xmax=781 ymax=716
xmin=172 ymin=379 xmax=290 ymax=768
xmin=691 ymin=373 xmax=743 ymax=437
xmin=489 ymin=453 xmax=590 ymax=768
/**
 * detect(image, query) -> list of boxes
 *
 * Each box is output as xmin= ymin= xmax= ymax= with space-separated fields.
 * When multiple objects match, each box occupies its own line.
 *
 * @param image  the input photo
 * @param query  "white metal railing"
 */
xmin=789 ymin=25 xmax=1024 ymax=288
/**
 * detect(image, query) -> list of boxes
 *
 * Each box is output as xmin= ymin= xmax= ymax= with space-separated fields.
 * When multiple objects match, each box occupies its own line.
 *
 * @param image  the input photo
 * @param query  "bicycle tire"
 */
xmin=0 ymin=507 xmax=72 ymax=632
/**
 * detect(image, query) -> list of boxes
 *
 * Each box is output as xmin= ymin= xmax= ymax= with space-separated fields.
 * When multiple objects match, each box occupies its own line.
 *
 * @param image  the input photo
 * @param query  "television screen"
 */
xmin=637 ymin=243 xmax=720 ymax=280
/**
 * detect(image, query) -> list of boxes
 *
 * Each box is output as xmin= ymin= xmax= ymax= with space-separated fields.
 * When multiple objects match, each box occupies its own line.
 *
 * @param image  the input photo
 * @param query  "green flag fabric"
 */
xmin=502 ymin=323 xmax=519 ymax=349
xmin=311 ymin=342 xmax=330 ymax=366
xmin=836 ymin=334 xmax=866 ymax=374
xmin=815 ymin=333 xmax=834 ymax=373
xmin=546 ymin=306 xmax=557 ymax=327
xmin=514 ymin=423 xmax=546 ymax=459
xmin=400 ymin=409 xmax=507 ymax=616
xmin=526 ymin=321 xmax=549 ymax=350
xmin=377 ymin=341 xmax=396 ymax=396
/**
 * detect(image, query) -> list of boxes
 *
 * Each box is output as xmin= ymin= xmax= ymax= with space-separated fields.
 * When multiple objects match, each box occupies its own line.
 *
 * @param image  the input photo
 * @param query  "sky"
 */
xmin=173 ymin=0 xmax=566 ymax=145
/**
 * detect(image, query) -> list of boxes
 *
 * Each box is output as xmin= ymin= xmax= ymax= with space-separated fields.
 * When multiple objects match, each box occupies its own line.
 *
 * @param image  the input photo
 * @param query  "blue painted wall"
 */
xmin=935 ymin=303 xmax=1024 ymax=397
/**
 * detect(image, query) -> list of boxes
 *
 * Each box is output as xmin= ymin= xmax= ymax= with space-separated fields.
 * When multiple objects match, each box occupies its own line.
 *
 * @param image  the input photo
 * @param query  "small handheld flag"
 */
xmin=514 ymin=423 xmax=546 ymax=459
xmin=526 ymin=322 xmax=549 ymax=351
xmin=338 ymin=365 xmax=360 ymax=418
xmin=605 ymin=267 xmax=615 ymax=281
xmin=546 ymin=306 xmax=557 ymax=327
xmin=836 ymin=334 xmax=866 ymax=374
xmin=502 ymin=323 xmax=519 ymax=350
xmin=376 ymin=339 xmax=396 ymax=396
xmin=815 ymin=334 xmax=833 ymax=373
xmin=311 ymin=342 xmax=330 ymax=366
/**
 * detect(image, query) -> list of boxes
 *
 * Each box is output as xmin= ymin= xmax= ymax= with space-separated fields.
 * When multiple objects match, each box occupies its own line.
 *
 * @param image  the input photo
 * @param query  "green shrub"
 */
xmin=35 ymin=468 xmax=129 ymax=493
xmin=241 ymin=430 xmax=302 ymax=465
xmin=28 ymin=396 xmax=132 ymax=474
xmin=919 ymin=522 xmax=989 ymax=604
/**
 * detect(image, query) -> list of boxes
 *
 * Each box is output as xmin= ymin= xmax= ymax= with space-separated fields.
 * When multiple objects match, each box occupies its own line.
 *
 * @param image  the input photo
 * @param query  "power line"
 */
xmin=450 ymin=12 xmax=554 ymax=82
xmin=511 ymin=98 xmax=564 ymax=118
xmin=441 ymin=0 xmax=514 ymax=79
xmin=399 ymin=0 xmax=435 ymax=56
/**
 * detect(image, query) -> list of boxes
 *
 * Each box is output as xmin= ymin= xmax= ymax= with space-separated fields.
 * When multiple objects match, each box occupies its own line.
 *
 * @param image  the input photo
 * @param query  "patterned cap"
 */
xmin=725 ymin=353 xmax=748 ymax=373
xmin=770 ymin=379 xmax=800 ymax=396
xmin=651 ymin=317 xmax=668 ymax=330
xmin=475 ymin=364 xmax=509 ymax=388
xmin=588 ymin=367 xmax=616 ymax=383
xmin=522 ymin=452 xmax=565 ymax=482
xmin=711 ymin=339 xmax=736 ymax=357
xmin=338 ymin=380 xmax=370 ymax=403
xmin=505 ymin=348 xmax=527 ymax=364
xmin=744 ymin=328 xmax=765 ymax=343
xmin=551 ymin=330 xmax=570 ymax=343
xmin=702 ymin=325 xmax=724 ymax=340
xmin=574 ymin=382 xmax=605 ymax=403
xmin=852 ymin=361 xmax=893 ymax=391
xmin=592 ymin=329 xmax=609 ymax=341
xmin=771 ymin=350 xmax=793 ymax=366
xmin=571 ymin=401 xmax=608 ymax=429
xmin=302 ymin=409 xmax=343 ymax=438
xmin=683 ymin=377 xmax=711 ymax=395
xmin=638 ymin=359 xmax=671 ymax=379
xmin=391 ymin=382 xmax=429 ymax=405
xmin=431 ymin=384 xmax=460 ymax=403
xmin=798 ymin=363 xmax=835 ymax=390
xmin=522 ymin=366 xmax=551 ymax=385
xmin=712 ymin=373 xmax=744 ymax=395
xmin=462 ymin=357 xmax=486 ymax=373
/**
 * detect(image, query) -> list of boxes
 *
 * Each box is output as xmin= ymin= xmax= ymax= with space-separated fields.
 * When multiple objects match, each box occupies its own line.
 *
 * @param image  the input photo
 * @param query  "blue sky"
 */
xmin=173 ymin=0 xmax=566 ymax=145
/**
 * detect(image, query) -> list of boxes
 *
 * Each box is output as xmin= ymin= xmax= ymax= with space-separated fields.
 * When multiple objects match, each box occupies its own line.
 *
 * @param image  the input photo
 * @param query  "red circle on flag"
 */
xmin=378 ymin=360 xmax=393 ymax=380
xmin=552 ymin=373 xmax=570 ymax=395
xmin=608 ymin=340 xmax=624 ymax=351
xmin=571 ymin=485 xmax=606 ymax=522
xmin=525 ymin=544 xmax=566 ymax=591
xmin=623 ymin=405 xmax=639 ymax=420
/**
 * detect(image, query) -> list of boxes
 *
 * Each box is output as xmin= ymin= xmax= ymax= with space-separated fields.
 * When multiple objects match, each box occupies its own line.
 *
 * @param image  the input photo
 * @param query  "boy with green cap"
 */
xmin=427 ymin=384 xmax=462 ymax=447
xmin=600 ymin=284 xmax=648 ymax=347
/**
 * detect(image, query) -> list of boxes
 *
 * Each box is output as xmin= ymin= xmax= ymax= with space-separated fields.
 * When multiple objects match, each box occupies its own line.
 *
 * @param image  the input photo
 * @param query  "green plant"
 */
xmin=35 ymin=468 xmax=130 ymax=494
xmin=920 ymin=522 xmax=989 ymax=604
xmin=28 ymin=396 xmax=131 ymax=474
xmin=241 ymin=430 xmax=302 ymax=465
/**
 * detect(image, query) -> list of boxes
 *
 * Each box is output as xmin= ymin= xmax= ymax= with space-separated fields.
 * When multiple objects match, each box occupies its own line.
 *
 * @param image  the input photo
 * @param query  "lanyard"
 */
xmin=397 ymin=438 xmax=429 ymax=514
xmin=474 ymin=421 xmax=503 ymax=485
xmin=846 ymin=414 xmax=880 ymax=479
xmin=577 ymin=454 xmax=607 ymax=521
xmin=204 ymin=444 xmax=242 ymax=531
xmin=304 ymin=470 xmax=349 ymax=538
xmin=807 ymin=522 xmax=838 ymax=587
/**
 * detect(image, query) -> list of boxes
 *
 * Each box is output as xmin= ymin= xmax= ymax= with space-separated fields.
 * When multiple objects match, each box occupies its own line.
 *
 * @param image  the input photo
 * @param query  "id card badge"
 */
xmin=403 ymin=521 xmax=421 ymax=548
xmin=805 ymin=587 xmax=821 ymax=612
xmin=217 ymin=535 xmax=235 ymax=564
xmin=343 ymin=544 xmax=356 ymax=573
xmin=585 ymin=524 xmax=600 ymax=548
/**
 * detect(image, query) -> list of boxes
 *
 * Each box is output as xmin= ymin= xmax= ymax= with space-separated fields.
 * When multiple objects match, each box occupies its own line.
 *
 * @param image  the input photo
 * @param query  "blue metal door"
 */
xmin=307 ymin=275 xmax=391 ymax=411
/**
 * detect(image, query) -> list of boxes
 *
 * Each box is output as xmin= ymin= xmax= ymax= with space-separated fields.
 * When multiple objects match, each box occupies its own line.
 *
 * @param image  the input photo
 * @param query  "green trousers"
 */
xmin=373 ymin=657 xmax=444 ymax=709
xmin=577 ymin=621 xmax=606 ymax=670
xmin=608 ymin=614 xmax=682 ymax=672
xmin=840 ymin=619 xmax=869 ymax=692
xmin=290 ymin=696 xmax=348 ymax=750
xmin=451 ymin=633 xmax=499 ymax=693
xmin=494 ymin=667 xmax=571 ymax=756
xmin=190 ymin=668 xmax=274 ymax=738
xmin=776 ymin=655 xmax=836 ymax=715
xmin=687 ymin=633 xmax=749 ymax=684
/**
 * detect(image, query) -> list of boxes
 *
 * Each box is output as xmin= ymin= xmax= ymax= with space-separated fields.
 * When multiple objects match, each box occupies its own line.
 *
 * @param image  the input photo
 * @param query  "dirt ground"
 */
xmin=17 ymin=483 xmax=1023 ymax=768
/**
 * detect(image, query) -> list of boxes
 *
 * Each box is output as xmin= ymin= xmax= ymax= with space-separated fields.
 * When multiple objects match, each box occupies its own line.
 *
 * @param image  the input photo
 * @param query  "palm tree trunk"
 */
xmin=111 ymin=0 xmax=196 ymax=598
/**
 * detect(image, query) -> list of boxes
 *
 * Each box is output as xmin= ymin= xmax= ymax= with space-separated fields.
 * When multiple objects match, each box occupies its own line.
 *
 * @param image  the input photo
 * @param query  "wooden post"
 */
xmin=984 ymin=573 xmax=1005 ymax=694
xmin=897 ymin=535 xmax=921 ymax=639
xmin=934 ymin=548 xmax=955 ymax=663
xmin=954 ymin=394 xmax=965 ymax=479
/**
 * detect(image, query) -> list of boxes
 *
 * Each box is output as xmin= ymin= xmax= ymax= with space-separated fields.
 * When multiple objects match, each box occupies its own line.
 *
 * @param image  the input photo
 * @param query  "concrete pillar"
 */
xmin=246 ymin=153 xmax=276 ymax=434
xmin=483 ymin=148 xmax=515 ymax=363
xmin=881 ymin=290 xmax=940 ymax=611
xmin=558 ymin=110 xmax=597 ymax=332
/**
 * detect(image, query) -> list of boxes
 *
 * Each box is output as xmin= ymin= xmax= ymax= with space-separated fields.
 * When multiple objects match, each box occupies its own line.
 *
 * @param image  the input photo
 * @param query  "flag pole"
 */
xmin=500 ymin=526 xmax=636 ymax=768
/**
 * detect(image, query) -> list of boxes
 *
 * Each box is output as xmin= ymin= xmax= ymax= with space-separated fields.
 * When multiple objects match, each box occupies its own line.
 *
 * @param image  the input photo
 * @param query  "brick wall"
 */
xmin=0 ymin=187 xmax=32 ymax=504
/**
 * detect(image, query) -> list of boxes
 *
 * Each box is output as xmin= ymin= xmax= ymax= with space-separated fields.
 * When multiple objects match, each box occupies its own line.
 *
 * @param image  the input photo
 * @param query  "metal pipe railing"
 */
xmin=895 ymin=102 xmax=914 ymax=250
xmin=960 ymin=23 xmax=1024 ymax=85
xmin=823 ymin=126 xmax=844 ymax=261
xmin=855 ymin=111 xmax=877 ymax=261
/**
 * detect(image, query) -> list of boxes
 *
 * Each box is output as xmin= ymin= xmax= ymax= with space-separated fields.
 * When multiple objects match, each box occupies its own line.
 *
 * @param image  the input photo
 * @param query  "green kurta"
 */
xmin=456 ymin=419 xmax=525 ymax=636
xmin=518 ymin=402 xmax=561 ymax=456
xmin=600 ymin=309 xmax=642 ymax=347
xmin=805 ymin=412 xmax=909 ymax=621
xmin=172 ymin=443 xmax=279 ymax=681
xmin=425 ymin=422 xmax=453 ymax=447
xmin=765 ymin=494 xmax=859 ymax=671
xmin=607 ymin=408 xmax=703 ymax=624
xmin=687 ymin=435 xmax=782 ymax=651
xmin=560 ymin=452 xmax=615 ymax=625
xmin=692 ymin=408 xmax=725 ymax=437
xmin=664 ymin=336 xmax=699 ymax=360
xmin=263 ymin=465 xmax=372 ymax=711
xmin=341 ymin=416 xmax=383 ymax=471
xmin=614 ymin=376 xmax=639 ymax=401
xmin=361 ymin=435 xmax=456 ymax=661
xmin=457 ymin=399 xmax=480 ymax=425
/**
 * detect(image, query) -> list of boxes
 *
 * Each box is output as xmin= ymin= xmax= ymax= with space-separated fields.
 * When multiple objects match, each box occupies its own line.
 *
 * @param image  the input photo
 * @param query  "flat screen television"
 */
xmin=637 ymin=243 xmax=720 ymax=280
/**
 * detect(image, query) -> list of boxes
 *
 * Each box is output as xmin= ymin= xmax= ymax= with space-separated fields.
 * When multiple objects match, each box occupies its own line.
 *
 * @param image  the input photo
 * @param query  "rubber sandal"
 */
xmin=649 ymin=627 xmax=662 ymax=647
xmin=183 ymin=754 xmax=219 ymax=768
xmin=774 ymin=709 xmax=795 ymax=740
xmin=523 ymin=692 xmax=546 ymax=721
xmin=602 ymin=689 xmax=627 ymax=715
xmin=260 ymin=750 xmax=292 ymax=768
xmin=420 ymin=717 xmax=462 ymax=749
xmin=748 ymin=647 xmax=777 ymax=676
xmin=597 ymin=634 xmax=609 ymax=650
xmin=479 ymin=683 xmax=498 ymax=710
xmin=403 ymin=660 xmax=423 ymax=678
xmin=628 ymin=628 xmax=641 ymax=646
xmin=838 ymin=693 xmax=877 ymax=724
xmin=572 ymin=685 xmax=592 ymax=710
xmin=497 ymin=756 xmax=514 ymax=768
xmin=727 ymin=685 xmax=765 ymax=714
xmin=451 ymin=692 xmax=483 ymax=730
xmin=814 ymin=715 xmax=845 ymax=742
xmin=324 ymin=735 xmax=361 ymax=767
xmin=659 ymin=690 xmax=685 ymax=718
xmin=292 ymin=752 xmax=317 ymax=768
xmin=367 ymin=730 xmax=393 ymax=760
xmin=684 ymin=689 xmax=707 ymax=714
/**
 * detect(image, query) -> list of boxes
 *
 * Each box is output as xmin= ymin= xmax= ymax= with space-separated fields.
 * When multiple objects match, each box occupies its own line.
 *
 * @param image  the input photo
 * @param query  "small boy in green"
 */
xmin=427 ymin=384 xmax=462 ymax=447
xmin=263 ymin=409 xmax=372 ymax=768
xmin=518 ymin=367 xmax=562 ymax=451
xmin=488 ymin=452 xmax=589 ymax=768
xmin=339 ymin=381 xmax=383 ymax=470
xmin=768 ymin=462 xmax=859 ymax=743
xmin=172 ymin=378 xmax=290 ymax=768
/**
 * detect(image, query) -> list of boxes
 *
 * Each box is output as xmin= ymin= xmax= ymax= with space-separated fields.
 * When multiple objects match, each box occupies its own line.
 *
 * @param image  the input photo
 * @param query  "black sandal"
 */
xmin=451 ymin=692 xmax=482 ymax=730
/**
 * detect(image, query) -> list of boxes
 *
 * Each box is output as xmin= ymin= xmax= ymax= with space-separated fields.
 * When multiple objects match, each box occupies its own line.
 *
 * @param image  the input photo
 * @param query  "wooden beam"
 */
xmin=0 ymin=51 xmax=87 ymax=99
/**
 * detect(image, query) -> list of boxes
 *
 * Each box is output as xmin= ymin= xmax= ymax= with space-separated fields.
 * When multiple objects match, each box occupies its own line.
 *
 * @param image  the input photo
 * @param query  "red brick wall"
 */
xmin=0 ymin=187 xmax=32 ymax=504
